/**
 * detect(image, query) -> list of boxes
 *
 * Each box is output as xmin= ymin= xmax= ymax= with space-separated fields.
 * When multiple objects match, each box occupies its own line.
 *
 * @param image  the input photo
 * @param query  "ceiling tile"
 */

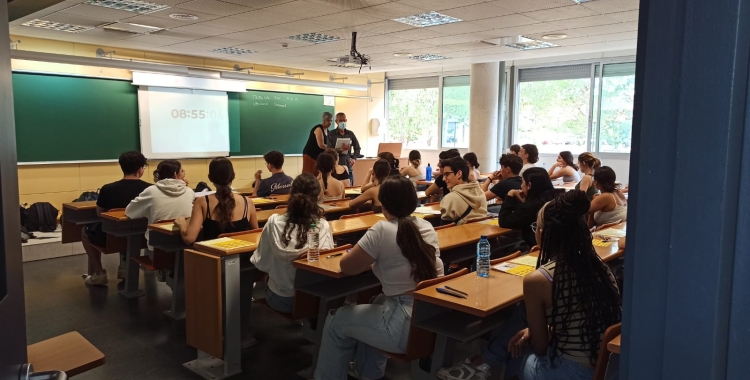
xmin=581 ymin=0 xmax=640 ymax=13
xmin=306 ymin=0 xmax=391 ymax=10
xmin=440 ymin=3 xmax=516 ymax=22
xmin=121 ymin=14 xmax=195 ymax=29
xmin=396 ymin=0 xmax=492 ymax=12
xmin=322 ymin=20 xmax=415 ymax=39
xmin=524 ymin=5 xmax=601 ymax=21
xmin=177 ymin=0 xmax=255 ymax=16
xmin=319 ymin=10 xmax=384 ymax=29
xmin=423 ymin=21 xmax=491 ymax=35
xmin=127 ymin=33 xmax=194 ymax=45
xmin=220 ymin=0 xmax=295 ymax=8
xmin=109 ymin=39 xmax=163 ymax=50
xmin=157 ymin=29 xmax=207 ymax=41
xmin=169 ymin=23 xmax=236 ymax=36
xmin=607 ymin=10 xmax=639 ymax=22
xmin=490 ymin=0 xmax=573 ymax=13
xmin=161 ymin=40 xmax=223 ymax=51
xmin=63 ymin=4 xmax=138 ymax=22
xmin=263 ymin=0 xmax=341 ymax=18
xmin=353 ymin=34 xmax=411 ymax=47
xmin=384 ymin=28 xmax=446 ymax=41
xmin=191 ymin=35 xmax=254 ymax=47
xmin=473 ymin=14 xmax=540 ymax=30
xmin=39 ymin=13 xmax=110 ymax=27
xmin=229 ymin=9 xmax=303 ymax=25
xmin=548 ymin=15 xmax=620 ymax=29
xmin=420 ymin=34 xmax=477 ymax=45
xmin=147 ymin=7 xmax=223 ymax=22
xmin=196 ymin=16 xmax=255 ymax=31
xmin=563 ymin=21 xmax=637 ymax=37
xmin=491 ymin=22 xmax=563 ymax=37
xmin=552 ymin=31 xmax=638 ymax=46
xmin=9 ymin=0 xmax=84 ymax=26
xmin=353 ymin=2 xmax=429 ymax=19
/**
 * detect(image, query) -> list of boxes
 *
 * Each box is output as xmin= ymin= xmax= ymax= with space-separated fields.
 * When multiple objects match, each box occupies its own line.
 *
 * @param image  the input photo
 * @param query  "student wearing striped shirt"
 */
xmin=438 ymin=190 xmax=621 ymax=380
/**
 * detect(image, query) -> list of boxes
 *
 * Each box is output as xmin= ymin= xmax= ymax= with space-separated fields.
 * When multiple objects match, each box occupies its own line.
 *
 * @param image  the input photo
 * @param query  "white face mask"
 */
xmin=337 ymin=122 xmax=347 ymax=130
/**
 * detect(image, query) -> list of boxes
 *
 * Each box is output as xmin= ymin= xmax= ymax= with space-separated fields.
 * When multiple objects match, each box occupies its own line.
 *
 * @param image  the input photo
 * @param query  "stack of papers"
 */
xmin=492 ymin=255 xmax=539 ymax=277
xmin=413 ymin=206 xmax=441 ymax=215
xmin=198 ymin=237 xmax=256 ymax=250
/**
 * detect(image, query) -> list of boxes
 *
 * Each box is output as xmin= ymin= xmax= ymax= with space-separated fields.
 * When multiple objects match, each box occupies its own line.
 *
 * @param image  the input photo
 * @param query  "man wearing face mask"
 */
xmin=327 ymin=112 xmax=361 ymax=185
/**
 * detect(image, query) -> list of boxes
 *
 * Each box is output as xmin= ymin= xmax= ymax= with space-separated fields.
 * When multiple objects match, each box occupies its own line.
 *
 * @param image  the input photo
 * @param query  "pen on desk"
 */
xmin=436 ymin=287 xmax=467 ymax=299
xmin=445 ymin=286 xmax=468 ymax=296
xmin=325 ymin=252 xmax=345 ymax=259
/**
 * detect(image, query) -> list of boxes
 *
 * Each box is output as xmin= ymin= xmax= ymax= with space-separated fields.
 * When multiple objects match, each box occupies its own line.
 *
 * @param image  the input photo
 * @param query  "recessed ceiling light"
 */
xmin=85 ymin=0 xmax=170 ymax=14
xmin=483 ymin=35 xmax=559 ymax=50
xmin=570 ymin=0 xmax=595 ymax=3
xmin=288 ymin=32 xmax=341 ymax=44
xmin=169 ymin=13 xmax=199 ymax=21
xmin=393 ymin=11 xmax=462 ymax=27
xmin=22 ymin=19 xmax=94 ymax=33
xmin=393 ymin=52 xmax=413 ymax=57
xmin=411 ymin=54 xmax=451 ymax=61
xmin=212 ymin=47 xmax=257 ymax=55
xmin=542 ymin=34 xmax=567 ymax=40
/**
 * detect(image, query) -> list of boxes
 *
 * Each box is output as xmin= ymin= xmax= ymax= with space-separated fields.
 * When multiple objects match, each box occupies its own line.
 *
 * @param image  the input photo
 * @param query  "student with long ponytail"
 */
xmin=314 ymin=176 xmax=444 ymax=380
xmin=251 ymin=174 xmax=334 ymax=313
xmin=576 ymin=152 xmax=601 ymax=200
xmin=176 ymin=157 xmax=259 ymax=244
xmin=316 ymin=152 xmax=344 ymax=201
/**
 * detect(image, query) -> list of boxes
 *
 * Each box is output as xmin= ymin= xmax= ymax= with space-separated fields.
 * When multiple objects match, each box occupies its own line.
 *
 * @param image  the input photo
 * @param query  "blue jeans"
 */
xmin=314 ymin=294 xmax=413 ymax=380
xmin=265 ymin=286 xmax=294 ymax=314
xmin=482 ymin=305 xmax=594 ymax=380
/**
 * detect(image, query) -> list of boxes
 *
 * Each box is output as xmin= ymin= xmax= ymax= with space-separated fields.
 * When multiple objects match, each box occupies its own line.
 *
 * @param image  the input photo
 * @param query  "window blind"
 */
xmin=387 ymin=76 xmax=439 ymax=90
xmin=443 ymin=75 xmax=470 ymax=87
xmin=519 ymin=64 xmax=593 ymax=82
xmin=603 ymin=62 xmax=636 ymax=77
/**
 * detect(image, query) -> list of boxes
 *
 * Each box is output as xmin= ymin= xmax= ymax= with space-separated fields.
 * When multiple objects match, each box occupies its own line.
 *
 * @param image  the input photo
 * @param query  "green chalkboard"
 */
xmin=237 ymin=90 xmax=334 ymax=156
xmin=11 ymin=73 xmax=333 ymax=162
xmin=13 ymin=73 xmax=140 ymax=162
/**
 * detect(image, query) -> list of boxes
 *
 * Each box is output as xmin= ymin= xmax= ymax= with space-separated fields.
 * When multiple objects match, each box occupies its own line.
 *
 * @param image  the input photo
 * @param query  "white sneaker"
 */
xmin=437 ymin=359 xmax=491 ymax=380
xmin=84 ymin=271 xmax=108 ymax=286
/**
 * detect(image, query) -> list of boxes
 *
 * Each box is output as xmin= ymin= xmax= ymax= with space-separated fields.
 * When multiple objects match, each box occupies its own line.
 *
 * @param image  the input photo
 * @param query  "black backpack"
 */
xmin=21 ymin=225 xmax=34 ymax=243
xmin=194 ymin=182 xmax=212 ymax=193
xmin=24 ymin=202 xmax=59 ymax=232
xmin=74 ymin=190 xmax=99 ymax=202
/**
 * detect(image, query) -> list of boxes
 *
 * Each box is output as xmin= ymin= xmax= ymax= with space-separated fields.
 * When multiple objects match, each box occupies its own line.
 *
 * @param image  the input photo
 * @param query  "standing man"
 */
xmin=302 ymin=112 xmax=332 ymax=175
xmin=327 ymin=112 xmax=361 ymax=185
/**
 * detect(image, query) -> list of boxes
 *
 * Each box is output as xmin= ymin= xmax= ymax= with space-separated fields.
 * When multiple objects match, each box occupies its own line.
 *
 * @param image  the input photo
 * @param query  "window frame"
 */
xmin=510 ymin=56 xmax=636 ymax=158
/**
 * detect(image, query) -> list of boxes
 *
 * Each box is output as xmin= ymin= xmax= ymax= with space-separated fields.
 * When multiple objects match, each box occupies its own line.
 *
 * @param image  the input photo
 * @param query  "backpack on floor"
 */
xmin=21 ymin=225 xmax=35 ymax=243
xmin=74 ymin=190 xmax=99 ymax=202
xmin=24 ymin=202 xmax=59 ymax=232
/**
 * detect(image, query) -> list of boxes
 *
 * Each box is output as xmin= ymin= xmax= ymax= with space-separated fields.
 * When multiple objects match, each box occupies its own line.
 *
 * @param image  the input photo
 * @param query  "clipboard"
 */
xmin=334 ymin=138 xmax=351 ymax=149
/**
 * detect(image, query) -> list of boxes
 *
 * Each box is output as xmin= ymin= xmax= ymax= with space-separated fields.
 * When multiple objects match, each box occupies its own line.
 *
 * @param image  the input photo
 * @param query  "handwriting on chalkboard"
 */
xmin=250 ymin=94 xmax=299 ymax=107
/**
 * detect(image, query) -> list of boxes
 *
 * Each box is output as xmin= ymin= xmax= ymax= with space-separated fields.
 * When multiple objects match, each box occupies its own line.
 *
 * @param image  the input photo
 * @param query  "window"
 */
xmin=597 ymin=63 xmax=635 ymax=153
xmin=516 ymin=64 xmax=592 ymax=154
xmin=386 ymin=77 xmax=439 ymax=149
xmin=513 ymin=61 xmax=635 ymax=155
xmin=442 ymin=76 xmax=470 ymax=148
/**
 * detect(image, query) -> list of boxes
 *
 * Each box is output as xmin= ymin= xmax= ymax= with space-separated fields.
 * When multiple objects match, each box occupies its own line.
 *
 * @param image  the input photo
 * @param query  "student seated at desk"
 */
xmin=498 ymin=168 xmax=554 ymax=247
xmin=176 ymin=157 xmax=259 ymax=244
xmin=576 ymin=152 xmax=601 ymax=201
xmin=253 ymin=150 xmax=293 ymax=197
xmin=350 ymin=159 xmax=390 ymax=213
xmin=463 ymin=152 xmax=483 ymax=182
xmin=399 ymin=150 xmax=424 ymax=187
xmin=125 ymin=160 xmax=194 ymax=249
xmin=377 ymin=151 xmax=400 ymax=177
xmin=481 ymin=154 xmax=524 ymax=207
xmin=438 ymin=191 xmax=621 ymax=380
xmin=588 ymin=166 xmax=628 ymax=228
xmin=548 ymin=151 xmax=581 ymax=183
xmin=314 ymin=175 xmax=444 ymax=380
xmin=440 ymin=157 xmax=488 ymax=225
xmin=250 ymin=174 xmax=334 ymax=313
xmin=425 ymin=149 xmax=462 ymax=197
xmin=509 ymin=144 xmax=521 ymax=155
xmin=83 ymin=151 xmax=151 ymax=286
xmin=317 ymin=152 xmax=345 ymax=202
xmin=519 ymin=144 xmax=539 ymax=176
xmin=326 ymin=148 xmax=351 ymax=184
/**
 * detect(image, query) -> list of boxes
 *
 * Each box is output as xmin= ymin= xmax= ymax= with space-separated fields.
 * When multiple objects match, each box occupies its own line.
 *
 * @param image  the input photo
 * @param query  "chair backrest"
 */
xmin=219 ymin=228 xmax=263 ymax=238
xmin=467 ymin=215 xmax=493 ymax=224
xmin=275 ymin=205 xmax=287 ymax=209
xmin=401 ymin=268 xmax=469 ymax=360
xmin=593 ymin=323 xmax=622 ymax=380
xmin=434 ymin=222 xmax=455 ymax=231
xmin=341 ymin=211 xmax=374 ymax=220
xmin=490 ymin=250 xmax=521 ymax=266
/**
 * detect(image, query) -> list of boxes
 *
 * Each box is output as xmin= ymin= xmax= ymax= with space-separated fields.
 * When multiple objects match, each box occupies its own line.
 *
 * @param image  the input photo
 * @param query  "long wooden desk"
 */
xmin=412 ymin=222 xmax=627 ymax=377
xmin=61 ymin=201 xmax=98 ymax=244
xmin=255 ymin=200 xmax=353 ymax=225
xmin=248 ymin=194 xmax=290 ymax=209
xmin=101 ymin=210 xmax=148 ymax=299
xmin=345 ymin=187 xmax=429 ymax=201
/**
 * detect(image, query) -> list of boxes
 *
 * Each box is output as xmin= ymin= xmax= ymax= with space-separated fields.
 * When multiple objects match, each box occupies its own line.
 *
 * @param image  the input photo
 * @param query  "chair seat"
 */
xmin=253 ymin=298 xmax=297 ymax=321
xmin=131 ymin=256 xmax=155 ymax=271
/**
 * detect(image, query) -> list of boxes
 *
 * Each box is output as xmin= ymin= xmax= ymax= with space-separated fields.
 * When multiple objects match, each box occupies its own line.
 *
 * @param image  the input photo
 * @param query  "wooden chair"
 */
xmin=434 ymin=223 xmax=455 ymax=230
xmin=377 ymin=268 xmax=469 ymax=365
xmin=467 ymin=215 xmax=493 ymax=224
xmin=593 ymin=323 xmax=622 ymax=380
xmin=219 ymin=228 xmax=263 ymax=238
xmin=275 ymin=205 xmax=287 ymax=209
xmin=341 ymin=211 xmax=374 ymax=220
xmin=489 ymin=250 xmax=522 ymax=266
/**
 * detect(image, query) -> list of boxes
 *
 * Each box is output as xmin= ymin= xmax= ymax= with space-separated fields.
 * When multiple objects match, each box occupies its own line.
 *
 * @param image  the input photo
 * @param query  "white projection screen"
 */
xmin=138 ymin=86 xmax=230 ymax=159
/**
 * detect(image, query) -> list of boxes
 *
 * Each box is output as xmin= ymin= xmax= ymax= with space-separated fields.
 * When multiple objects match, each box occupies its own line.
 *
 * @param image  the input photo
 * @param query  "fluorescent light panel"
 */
xmin=212 ymin=47 xmax=257 ymax=55
xmin=22 ymin=19 xmax=94 ymax=33
xmin=411 ymin=54 xmax=450 ymax=61
xmin=288 ymin=32 xmax=341 ymax=44
xmin=85 ymin=0 xmax=170 ymax=14
xmin=393 ymin=11 xmax=462 ymax=27
xmin=100 ymin=22 xmax=164 ymax=34
xmin=570 ymin=0 xmax=595 ymax=3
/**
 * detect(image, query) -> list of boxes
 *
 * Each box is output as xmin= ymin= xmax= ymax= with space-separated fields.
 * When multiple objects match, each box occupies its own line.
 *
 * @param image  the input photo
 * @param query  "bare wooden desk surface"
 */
xmin=27 ymin=331 xmax=106 ymax=377
xmin=63 ymin=201 xmax=97 ymax=211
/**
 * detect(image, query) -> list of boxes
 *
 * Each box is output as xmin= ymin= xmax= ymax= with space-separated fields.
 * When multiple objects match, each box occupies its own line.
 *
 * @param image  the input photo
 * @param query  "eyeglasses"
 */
xmin=531 ymin=222 xmax=538 ymax=233
xmin=442 ymin=171 xmax=455 ymax=177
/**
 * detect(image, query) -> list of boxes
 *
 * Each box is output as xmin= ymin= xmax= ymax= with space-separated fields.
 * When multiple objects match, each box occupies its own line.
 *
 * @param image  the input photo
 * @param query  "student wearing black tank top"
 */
xmin=176 ymin=157 xmax=259 ymax=244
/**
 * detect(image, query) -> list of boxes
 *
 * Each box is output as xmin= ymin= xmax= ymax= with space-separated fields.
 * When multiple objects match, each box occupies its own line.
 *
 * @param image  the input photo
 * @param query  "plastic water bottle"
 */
xmin=425 ymin=163 xmax=433 ymax=181
xmin=476 ymin=235 xmax=491 ymax=278
xmin=307 ymin=223 xmax=320 ymax=262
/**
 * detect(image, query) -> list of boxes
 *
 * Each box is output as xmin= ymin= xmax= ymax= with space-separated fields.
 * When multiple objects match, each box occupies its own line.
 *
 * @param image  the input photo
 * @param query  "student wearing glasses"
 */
xmin=440 ymin=157 xmax=488 ymax=225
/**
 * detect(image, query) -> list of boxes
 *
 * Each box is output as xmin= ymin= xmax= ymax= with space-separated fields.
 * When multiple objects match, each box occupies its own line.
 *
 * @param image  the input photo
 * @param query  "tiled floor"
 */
xmin=23 ymin=253 xmax=480 ymax=379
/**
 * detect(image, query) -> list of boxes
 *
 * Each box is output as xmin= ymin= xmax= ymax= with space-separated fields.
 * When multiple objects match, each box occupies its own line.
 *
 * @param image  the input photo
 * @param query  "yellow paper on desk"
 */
xmin=411 ymin=213 xmax=427 ymax=219
xmin=345 ymin=189 xmax=362 ymax=195
xmin=202 ymin=237 xmax=255 ymax=249
xmin=374 ymin=213 xmax=386 ymax=218
xmin=251 ymin=198 xmax=274 ymax=204
xmin=592 ymin=238 xmax=612 ymax=247
xmin=509 ymin=255 xmax=539 ymax=267
xmin=492 ymin=262 xmax=536 ymax=277
xmin=479 ymin=219 xmax=499 ymax=226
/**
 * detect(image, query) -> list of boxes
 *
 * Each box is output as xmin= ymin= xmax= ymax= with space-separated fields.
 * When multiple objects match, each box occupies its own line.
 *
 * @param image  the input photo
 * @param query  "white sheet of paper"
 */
xmin=335 ymin=138 xmax=351 ymax=149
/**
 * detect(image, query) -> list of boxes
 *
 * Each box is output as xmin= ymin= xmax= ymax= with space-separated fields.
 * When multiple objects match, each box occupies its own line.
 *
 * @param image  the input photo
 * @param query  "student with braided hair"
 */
xmin=438 ymin=190 xmax=622 ymax=380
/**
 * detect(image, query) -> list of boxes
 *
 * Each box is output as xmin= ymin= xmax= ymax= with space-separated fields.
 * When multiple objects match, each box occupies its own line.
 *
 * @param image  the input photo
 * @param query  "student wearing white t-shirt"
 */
xmin=519 ymin=143 xmax=539 ymax=176
xmin=314 ymin=176 xmax=444 ymax=380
